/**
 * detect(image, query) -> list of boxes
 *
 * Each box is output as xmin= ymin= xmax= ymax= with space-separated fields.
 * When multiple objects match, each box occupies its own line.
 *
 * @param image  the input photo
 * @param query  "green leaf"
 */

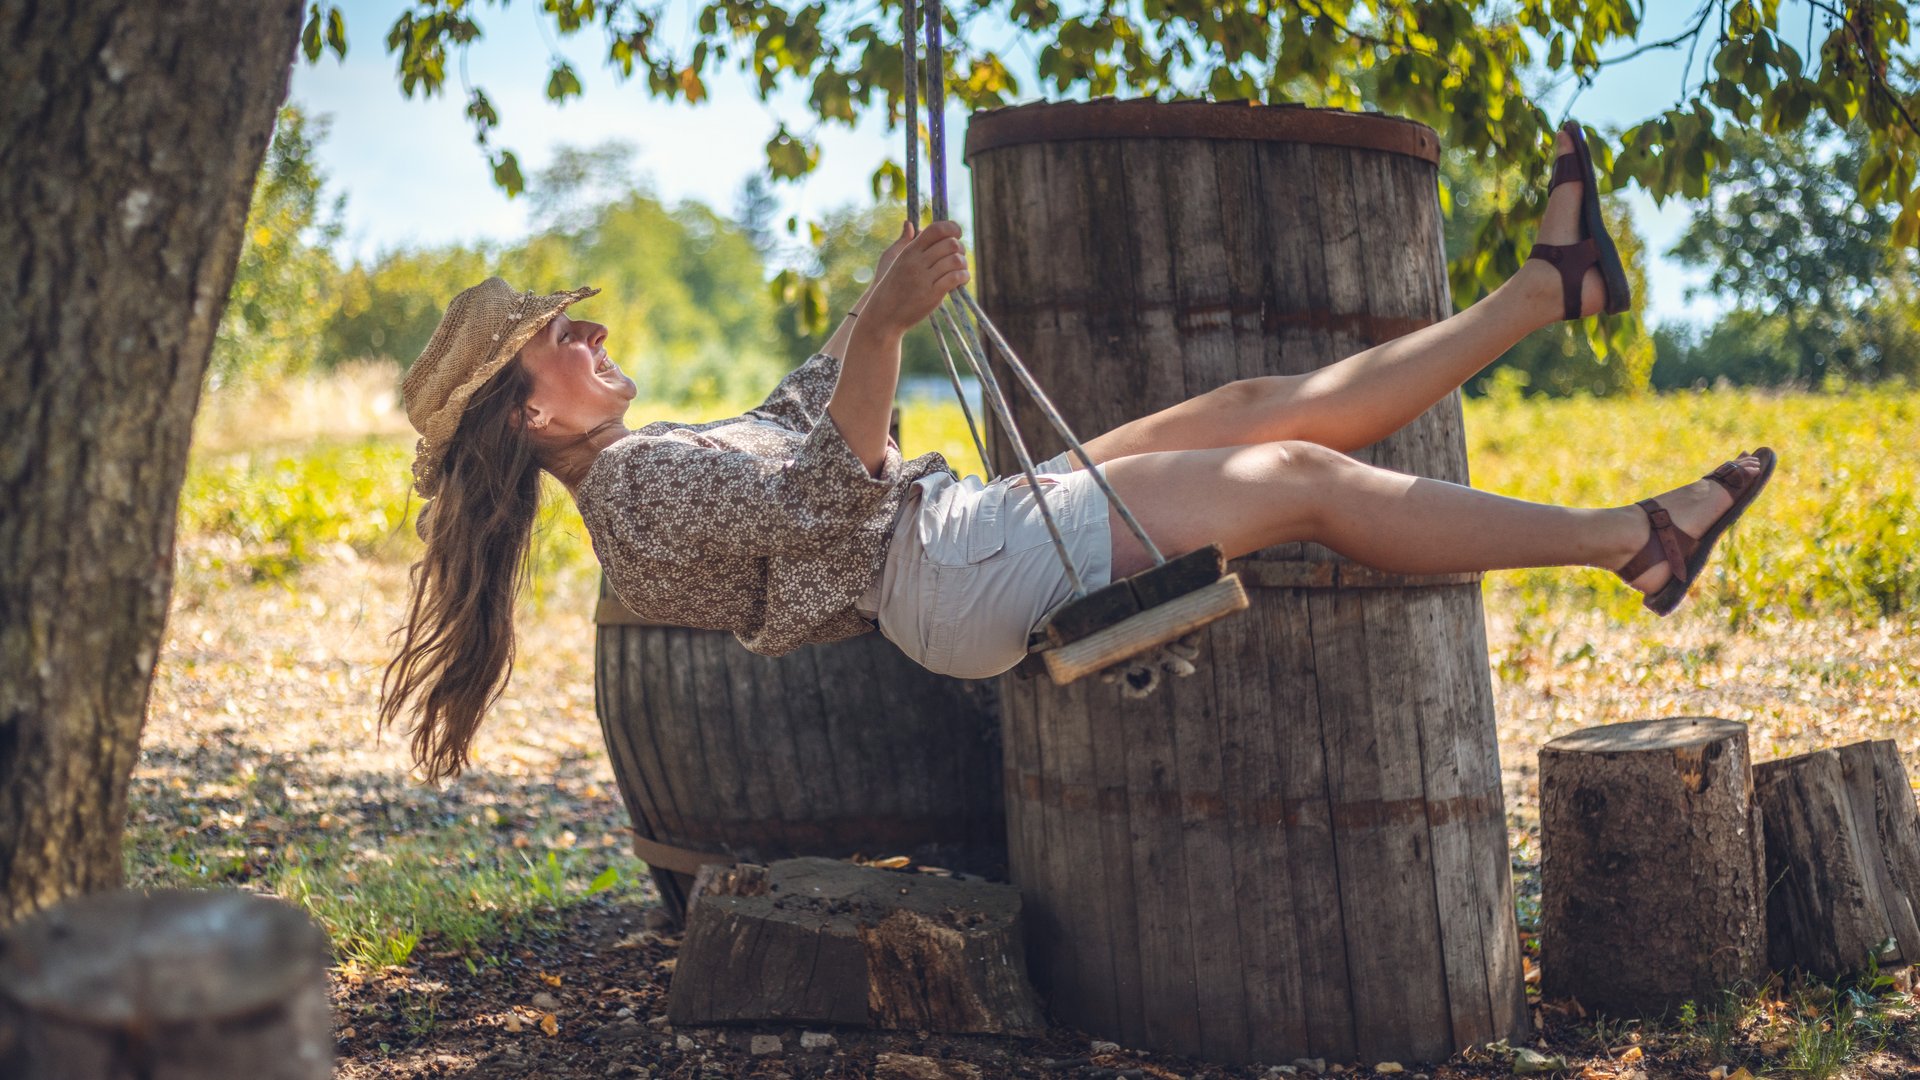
xmin=301 ymin=3 xmax=323 ymax=62
xmin=491 ymin=150 xmax=524 ymax=197
xmin=586 ymin=866 xmax=619 ymax=896
xmin=325 ymin=7 xmax=347 ymax=59
xmin=765 ymin=126 xmax=820 ymax=180
xmin=546 ymin=62 xmax=583 ymax=102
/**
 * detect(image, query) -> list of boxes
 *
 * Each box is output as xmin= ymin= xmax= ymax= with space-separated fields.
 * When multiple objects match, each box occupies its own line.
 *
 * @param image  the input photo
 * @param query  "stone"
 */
xmin=1090 ymin=1040 xmax=1122 ymax=1054
xmin=675 ymin=1034 xmax=697 ymax=1052
xmin=750 ymin=1034 xmax=783 ymax=1056
xmin=616 ymin=1006 xmax=634 ymax=1018
xmin=531 ymin=991 xmax=561 ymax=1011
xmin=1263 ymin=1068 xmax=1299 ymax=1078
xmin=596 ymin=1021 xmax=648 ymax=1043
xmin=1293 ymin=1060 xmax=1327 ymax=1075
xmin=648 ymin=1014 xmax=670 ymax=1028
xmin=1376 ymin=1065 xmax=1404 ymax=1074
xmin=800 ymin=1031 xmax=838 ymax=1051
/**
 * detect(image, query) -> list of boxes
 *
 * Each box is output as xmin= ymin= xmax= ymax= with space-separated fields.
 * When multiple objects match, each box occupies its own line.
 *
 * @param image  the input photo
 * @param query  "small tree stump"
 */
xmin=667 ymin=857 xmax=1045 ymax=1034
xmin=1539 ymin=718 xmax=1767 ymax=1016
xmin=0 ymin=889 xmax=332 ymax=1080
xmin=1755 ymin=740 xmax=1920 ymax=980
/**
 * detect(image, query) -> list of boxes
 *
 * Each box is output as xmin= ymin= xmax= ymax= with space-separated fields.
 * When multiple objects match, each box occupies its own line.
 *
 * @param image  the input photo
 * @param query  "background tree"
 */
xmin=312 ymin=0 xmax=1920 ymax=338
xmin=1668 ymin=116 xmax=1920 ymax=383
xmin=212 ymin=105 xmax=345 ymax=390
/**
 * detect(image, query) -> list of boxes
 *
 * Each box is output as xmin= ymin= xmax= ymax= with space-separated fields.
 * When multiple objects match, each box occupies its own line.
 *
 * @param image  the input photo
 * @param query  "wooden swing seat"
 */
xmin=1027 ymin=544 xmax=1249 ymax=685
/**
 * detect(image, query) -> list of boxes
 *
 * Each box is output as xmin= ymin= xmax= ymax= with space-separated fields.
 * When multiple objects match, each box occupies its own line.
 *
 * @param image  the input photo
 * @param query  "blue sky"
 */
xmin=292 ymin=1 xmax=1814 ymax=328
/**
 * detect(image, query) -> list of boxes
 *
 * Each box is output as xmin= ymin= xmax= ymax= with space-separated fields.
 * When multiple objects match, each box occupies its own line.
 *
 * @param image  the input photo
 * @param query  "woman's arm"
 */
xmin=827 ymin=221 xmax=969 ymax=476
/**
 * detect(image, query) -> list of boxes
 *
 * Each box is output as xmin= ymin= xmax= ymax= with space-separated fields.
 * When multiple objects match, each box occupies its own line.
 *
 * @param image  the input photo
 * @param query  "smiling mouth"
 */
xmin=594 ymin=353 xmax=618 ymax=376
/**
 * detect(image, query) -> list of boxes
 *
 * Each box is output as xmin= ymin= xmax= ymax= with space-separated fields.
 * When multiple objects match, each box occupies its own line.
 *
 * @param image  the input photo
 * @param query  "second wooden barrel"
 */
xmin=593 ymin=579 xmax=1007 ymax=922
xmin=968 ymin=101 xmax=1525 ymax=1065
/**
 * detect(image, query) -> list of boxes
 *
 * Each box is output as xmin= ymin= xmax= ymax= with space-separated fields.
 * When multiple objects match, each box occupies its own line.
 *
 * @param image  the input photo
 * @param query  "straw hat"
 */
xmin=401 ymin=277 xmax=600 ymax=497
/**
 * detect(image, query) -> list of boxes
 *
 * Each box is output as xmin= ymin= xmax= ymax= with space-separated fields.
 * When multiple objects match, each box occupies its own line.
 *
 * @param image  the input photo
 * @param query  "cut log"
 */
xmin=1538 ymin=718 xmax=1768 ymax=1016
xmin=0 ymin=889 xmax=332 ymax=1080
xmin=1754 ymin=739 xmax=1920 ymax=980
xmin=667 ymin=857 xmax=1045 ymax=1034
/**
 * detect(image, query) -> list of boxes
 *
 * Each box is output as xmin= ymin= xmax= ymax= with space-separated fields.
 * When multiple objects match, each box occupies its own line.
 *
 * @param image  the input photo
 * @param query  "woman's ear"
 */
xmin=516 ymin=400 xmax=552 ymax=432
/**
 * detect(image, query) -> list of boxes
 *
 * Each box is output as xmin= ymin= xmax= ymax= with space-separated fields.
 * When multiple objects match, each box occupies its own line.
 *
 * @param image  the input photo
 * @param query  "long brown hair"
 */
xmin=379 ymin=358 xmax=544 ymax=782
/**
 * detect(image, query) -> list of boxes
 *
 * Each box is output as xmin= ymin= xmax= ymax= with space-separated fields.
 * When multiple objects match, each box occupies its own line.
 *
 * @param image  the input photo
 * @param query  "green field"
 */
xmin=178 ymin=384 xmax=1920 ymax=626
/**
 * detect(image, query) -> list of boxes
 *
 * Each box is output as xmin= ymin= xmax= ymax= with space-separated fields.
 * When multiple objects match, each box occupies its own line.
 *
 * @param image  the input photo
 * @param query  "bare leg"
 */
xmin=1074 ymin=128 xmax=1606 ymax=467
xmin=1093 ymin=442 xmax=1766 ymax=599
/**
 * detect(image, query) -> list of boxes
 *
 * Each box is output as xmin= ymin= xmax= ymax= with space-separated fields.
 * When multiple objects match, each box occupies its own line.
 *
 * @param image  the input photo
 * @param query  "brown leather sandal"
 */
xmin=1615 ymin=447 xmax=1778 ymax=616
xmin=1529 ymin=120 xmax=1633 ymax=321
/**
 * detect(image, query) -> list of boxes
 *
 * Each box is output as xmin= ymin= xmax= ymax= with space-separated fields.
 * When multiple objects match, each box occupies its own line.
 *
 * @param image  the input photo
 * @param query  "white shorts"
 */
xmin=855 ymin=451 xmax=1115 ymax=679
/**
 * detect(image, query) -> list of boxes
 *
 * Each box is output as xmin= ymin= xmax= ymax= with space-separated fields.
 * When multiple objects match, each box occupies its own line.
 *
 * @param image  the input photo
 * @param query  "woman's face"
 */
xmin=518 ymin=312 xmax=636 ymax=437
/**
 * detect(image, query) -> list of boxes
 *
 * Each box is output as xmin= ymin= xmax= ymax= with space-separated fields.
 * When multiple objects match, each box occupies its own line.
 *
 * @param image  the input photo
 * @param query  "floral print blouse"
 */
xmin=573 ymin=352 xmax=951 ymax=655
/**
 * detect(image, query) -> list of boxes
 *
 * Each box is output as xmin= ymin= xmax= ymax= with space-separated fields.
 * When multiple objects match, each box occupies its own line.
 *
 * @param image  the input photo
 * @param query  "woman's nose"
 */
xmin=586 ymin=321 xmax=609 ymax=349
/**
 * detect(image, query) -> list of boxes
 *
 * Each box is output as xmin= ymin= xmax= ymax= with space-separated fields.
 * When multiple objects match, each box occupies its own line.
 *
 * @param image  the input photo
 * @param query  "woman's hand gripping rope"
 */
xmin=860 ymin=220 xmax=970 ymax=338
xmin=828 ymin=221 xmax=969 ymax=476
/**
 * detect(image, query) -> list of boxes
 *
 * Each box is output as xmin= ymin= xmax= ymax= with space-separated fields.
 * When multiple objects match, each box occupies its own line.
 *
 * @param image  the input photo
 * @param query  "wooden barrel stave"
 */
xmin=593 ymin=596 xmax=1007 ymax=923
xmin=971 ymin=102 xmax=1522 ymax=1065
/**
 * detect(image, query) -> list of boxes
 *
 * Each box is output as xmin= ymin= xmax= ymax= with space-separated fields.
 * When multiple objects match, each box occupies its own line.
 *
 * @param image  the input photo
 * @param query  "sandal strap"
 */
xmin=1549 ymin=151 xmax=1584 ymax=191
xmin=1527 ymin=237 xmax=1599 ymax=322
xmin=1705 ymin=458 xmax=1754 ymax=497
xmin=1616 ymin=498 xmax=1696 ymax=585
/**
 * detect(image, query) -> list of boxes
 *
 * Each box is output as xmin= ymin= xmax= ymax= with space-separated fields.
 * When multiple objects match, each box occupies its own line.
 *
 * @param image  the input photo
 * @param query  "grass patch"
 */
xmin=127 ymin=815 xmax=646 ymax=972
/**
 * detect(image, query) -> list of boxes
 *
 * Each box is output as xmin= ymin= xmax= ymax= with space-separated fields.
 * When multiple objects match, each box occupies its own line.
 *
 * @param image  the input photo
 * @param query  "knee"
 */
xmin=1257 ymin=439 xmax=1345 ymax=478
xmin=1212 ymin=374 xmax=1289 ymax=412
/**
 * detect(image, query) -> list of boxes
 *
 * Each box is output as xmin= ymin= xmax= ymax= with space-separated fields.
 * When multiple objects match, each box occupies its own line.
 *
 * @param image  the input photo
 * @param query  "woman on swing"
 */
xmin=382 ymin=122 xmax=1775 ymax=782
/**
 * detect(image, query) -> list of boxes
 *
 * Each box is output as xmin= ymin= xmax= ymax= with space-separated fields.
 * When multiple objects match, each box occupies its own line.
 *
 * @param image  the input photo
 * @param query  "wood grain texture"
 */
xmin=970 ymin=103 xmax=1516 ymax=1065
xmin=0 ymin=889 xmax=331 ymax=1079
xmin=667 ymin=858 xmax=1044 ymax=1033
xmin=1755 ymin=740 xmax=1920 ymax=980
xmin=594 ymin=617 xmax=1006 ymax=926
xmin=1539 ymin=718 xmax=1768 ymax=1016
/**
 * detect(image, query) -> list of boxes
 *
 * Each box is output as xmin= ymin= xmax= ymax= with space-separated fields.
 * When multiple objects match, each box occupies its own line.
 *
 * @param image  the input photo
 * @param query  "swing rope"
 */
xmin=903 ymin=0 xmax=1168 ymax=599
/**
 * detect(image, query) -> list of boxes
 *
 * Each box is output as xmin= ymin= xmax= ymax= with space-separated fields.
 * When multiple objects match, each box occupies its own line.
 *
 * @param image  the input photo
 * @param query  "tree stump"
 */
xmin=1755 ymin=739 xmax=1920 ymax=980
xmin=1538 ymin=718 xmax=1768 ymax=1016
xmin=0 ymin=889 xmax=332 ymax=1079
xmin=667 ymin=857 xmax=1044 ymax=1034
xmin=968 ymin=99 xmax=1521 ymax=1065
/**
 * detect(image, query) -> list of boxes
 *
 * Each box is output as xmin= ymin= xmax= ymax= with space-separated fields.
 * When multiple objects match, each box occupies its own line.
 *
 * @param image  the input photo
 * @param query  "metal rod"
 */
xmin=934 ymin=303 xmax=1087 ymax=595
xmin=954 ymin=287 xmax=1167 ymax=565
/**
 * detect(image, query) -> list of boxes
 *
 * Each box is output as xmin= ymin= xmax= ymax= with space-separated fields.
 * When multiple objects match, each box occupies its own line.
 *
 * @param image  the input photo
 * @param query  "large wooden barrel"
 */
xmin=967 ymin=101 xmax=1525 ymax=1066
xmin=593 ymin=579 xmax=1006 ymax=923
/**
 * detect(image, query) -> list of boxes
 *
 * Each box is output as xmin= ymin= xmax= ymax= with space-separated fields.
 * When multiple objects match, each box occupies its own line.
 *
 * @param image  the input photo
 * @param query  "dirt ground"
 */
xmin=133 ymin=541 xmax=1920 ymax=1079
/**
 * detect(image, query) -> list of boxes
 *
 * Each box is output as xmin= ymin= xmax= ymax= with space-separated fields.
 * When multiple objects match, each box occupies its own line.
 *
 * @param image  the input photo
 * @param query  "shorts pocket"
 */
xmin=922 ymin=481 xmax=1009 ymax=567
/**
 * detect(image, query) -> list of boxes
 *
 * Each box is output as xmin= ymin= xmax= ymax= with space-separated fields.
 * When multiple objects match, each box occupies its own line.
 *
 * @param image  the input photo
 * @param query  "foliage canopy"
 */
xmin=303 ymin=1 xmax=1920 ymax=293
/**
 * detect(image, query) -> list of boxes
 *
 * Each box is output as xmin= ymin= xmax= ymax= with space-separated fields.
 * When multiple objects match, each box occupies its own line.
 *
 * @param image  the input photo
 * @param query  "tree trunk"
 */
xmin=1754 ymin=740 xmax=1920 ymax=980
xmin=0 ymin=0 xmax=304 ymax=924
xmin=1538 ymin=718 xmax=1768 ymax=1016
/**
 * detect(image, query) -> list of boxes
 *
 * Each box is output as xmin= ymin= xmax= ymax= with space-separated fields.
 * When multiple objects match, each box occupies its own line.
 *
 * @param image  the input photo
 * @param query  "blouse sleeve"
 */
xmin=745 ymin=351 xmax=841 ymax=433
xmin=594 ymin=410 xmax=904 ymax=560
